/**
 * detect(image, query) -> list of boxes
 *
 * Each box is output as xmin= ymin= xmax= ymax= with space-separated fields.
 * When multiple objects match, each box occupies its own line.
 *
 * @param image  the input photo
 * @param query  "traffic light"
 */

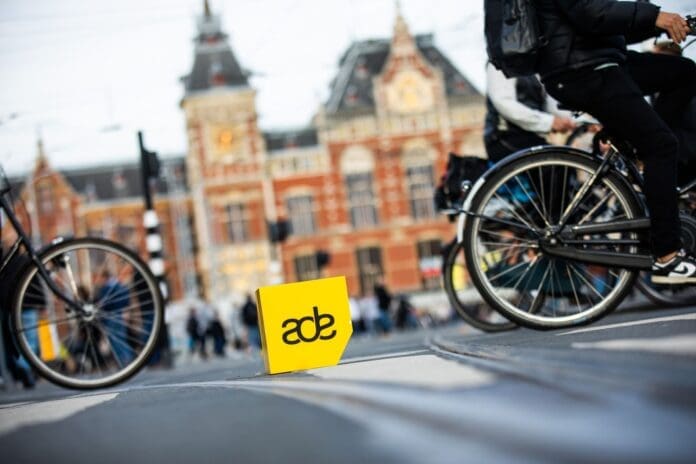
xmin=142 ymin=149 xmax=160 ymax=180
xmin=138 ymin=131 xmax=160 ymax=181
xmin=316 ymin=250 xmax=330 ymax=269
xmin=269 ymin=219 xmax=291 ymax=243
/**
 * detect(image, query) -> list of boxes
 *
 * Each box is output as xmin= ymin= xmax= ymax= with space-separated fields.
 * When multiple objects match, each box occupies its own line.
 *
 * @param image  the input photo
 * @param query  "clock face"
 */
xmin=211 ymin=124 xmax=244 ymax=158
xmin=385 ymin=70 xmax=434 ymax=114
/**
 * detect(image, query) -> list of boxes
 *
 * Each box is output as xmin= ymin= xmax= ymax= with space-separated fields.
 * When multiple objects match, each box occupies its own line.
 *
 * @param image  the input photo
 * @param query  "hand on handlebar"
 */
xmin=656 ymin=12 xmax=692 ymax=44
xmin=552 ymin=116 xmax=576 ymax=133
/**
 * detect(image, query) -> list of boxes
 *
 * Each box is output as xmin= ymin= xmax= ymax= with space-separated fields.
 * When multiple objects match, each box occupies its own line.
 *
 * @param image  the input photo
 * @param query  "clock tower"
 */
xmin=181 ymin=0 xmax=280 ymax=301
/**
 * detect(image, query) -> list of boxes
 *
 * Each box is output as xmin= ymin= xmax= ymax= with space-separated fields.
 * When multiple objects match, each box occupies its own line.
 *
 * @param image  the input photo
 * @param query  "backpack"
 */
xmin=434 ymin=153 xmax=489 ymax=215
xmin=485 ymin=0 xmax=546 ymax=78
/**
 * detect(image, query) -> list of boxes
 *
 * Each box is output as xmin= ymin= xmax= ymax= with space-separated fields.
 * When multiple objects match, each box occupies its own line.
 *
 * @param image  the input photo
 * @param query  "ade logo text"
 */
xmin=281 ymin=306 xmax=337 ymax=345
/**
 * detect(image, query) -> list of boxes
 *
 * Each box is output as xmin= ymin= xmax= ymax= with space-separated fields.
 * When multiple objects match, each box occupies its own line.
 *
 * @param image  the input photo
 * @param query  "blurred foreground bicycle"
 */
xmin=0 ymin=164 xmax=163 ymax=389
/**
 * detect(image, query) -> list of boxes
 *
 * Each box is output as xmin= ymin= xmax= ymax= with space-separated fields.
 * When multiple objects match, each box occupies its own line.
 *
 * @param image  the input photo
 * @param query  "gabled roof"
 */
xmin=9 ymin=157 xmax=188 ymax=204
xmin=325 ymin=34 xmax=479 ymax=114
xmin=63 ymin=157 xmax=188 ymax=202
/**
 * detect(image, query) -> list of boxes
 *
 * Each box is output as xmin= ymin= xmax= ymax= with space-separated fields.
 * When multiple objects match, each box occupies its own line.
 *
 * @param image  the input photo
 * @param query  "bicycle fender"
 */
xmin=456 ymin=145 xmax=606 ymax=243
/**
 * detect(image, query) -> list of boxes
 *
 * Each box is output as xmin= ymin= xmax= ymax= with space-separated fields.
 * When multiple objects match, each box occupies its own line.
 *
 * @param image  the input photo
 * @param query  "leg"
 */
xmin=625 ymin=51 xmax=696 ymax=127
xmin=546 ymin=65 xmax=682 ymax=258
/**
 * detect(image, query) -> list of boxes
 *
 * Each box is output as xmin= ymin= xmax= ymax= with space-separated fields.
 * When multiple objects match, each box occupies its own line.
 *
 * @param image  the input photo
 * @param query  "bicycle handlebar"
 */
xmin=688 ymin=15 xmax=696 ymax=35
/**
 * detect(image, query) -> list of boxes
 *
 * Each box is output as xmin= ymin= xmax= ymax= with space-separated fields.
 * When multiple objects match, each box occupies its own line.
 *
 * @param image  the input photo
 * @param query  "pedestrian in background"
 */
xmin=186 ymin=307 xmax=207 ymax=360
xmin=240 ymin=294 xmax=261 ymax=350
xmin=395 ymin=294 xmax=419 ymax=330
xmin=349 ymin=295 xmax=364 ymax=334
xmin=374 ymin=277 xmax=393 ymax=334
xmin=359 ymin=290 xmax=380 ymax=335
xmin=207 ymin=311 xmax=227 ymax=357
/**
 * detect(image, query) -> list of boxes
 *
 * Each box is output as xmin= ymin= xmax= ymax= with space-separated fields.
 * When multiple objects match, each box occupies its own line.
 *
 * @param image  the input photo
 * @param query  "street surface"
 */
xmin=2 ymin=306 xmax=696 ymax=463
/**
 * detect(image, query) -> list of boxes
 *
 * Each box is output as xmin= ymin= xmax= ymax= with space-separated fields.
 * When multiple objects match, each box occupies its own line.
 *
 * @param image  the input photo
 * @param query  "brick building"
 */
xmin=5 ymin=2 xmax=485 ymax=303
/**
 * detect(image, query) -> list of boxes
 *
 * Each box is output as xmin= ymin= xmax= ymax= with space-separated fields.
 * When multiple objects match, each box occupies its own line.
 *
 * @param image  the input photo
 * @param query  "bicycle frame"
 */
xmin=0 ymin=194 xmax=81 ymax=313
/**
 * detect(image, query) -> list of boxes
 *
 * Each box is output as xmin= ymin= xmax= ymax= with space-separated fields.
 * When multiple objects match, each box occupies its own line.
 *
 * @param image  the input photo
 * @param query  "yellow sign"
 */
xmin=256 ymin=276 xmax=353 ymax=374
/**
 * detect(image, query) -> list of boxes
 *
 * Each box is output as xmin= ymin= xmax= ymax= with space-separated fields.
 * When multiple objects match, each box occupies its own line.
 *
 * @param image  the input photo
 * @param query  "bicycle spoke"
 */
xmin=15 ymin=313 xmax=81 ymax=333
xmin=539 ymin=167 xmax=551 ymax=224
xmin=479 ymin=228 xmax=537 ymax=244
xmin=530 ymin=263 xmax=551 ymax=313
xmin=568 ymin=263 xmax=606 ymax=301
xmin=97 ymin=313 xmax=151 ymax=337
xmin=487 ymin=260 xmax=533 ymax=283
xmin=94 ymin=321 xmax=125 ymax=369
xmin=566 ymin=264 xmax=583 ymax=310
xmin=510 ymin=255 xmax=540 ymax=292
xmin=493 ymin=193 xmax=538 ymax=232
xmin=578 ymin=190 xmax=614 ymax=225
xmin=513 ymin=173 xmax=551 ymax=228
xmin=559 ymin=166 xmax=569 ymax=224
xmin=500 ymin=183 xmax=543 ymax=229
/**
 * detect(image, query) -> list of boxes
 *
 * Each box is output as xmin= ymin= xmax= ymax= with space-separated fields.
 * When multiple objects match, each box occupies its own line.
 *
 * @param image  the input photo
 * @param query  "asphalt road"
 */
xmin=2 ymin=306 xmax=696 ymax=464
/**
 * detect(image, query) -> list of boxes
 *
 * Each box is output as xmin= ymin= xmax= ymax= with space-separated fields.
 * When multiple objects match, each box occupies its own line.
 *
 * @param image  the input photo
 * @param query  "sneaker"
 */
xmin=652 ymin=250 xmax=696 ymax=284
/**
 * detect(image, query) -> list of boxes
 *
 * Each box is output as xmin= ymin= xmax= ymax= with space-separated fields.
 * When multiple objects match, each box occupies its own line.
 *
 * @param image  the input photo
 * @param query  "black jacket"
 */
xmin=534 ymin=0 xmax=661 ymax=77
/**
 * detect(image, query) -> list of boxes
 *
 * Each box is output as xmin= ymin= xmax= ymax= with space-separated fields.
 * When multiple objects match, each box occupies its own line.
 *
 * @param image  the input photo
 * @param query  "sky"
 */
xmin=1 ymin=0 xmax=695 ymax=176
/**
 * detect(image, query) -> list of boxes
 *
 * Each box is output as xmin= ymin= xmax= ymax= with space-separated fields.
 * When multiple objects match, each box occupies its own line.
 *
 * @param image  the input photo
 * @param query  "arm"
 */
xmin=554 ymin=0 xmax=660 ymax=39
xmin=487 ymin=64 xmax=554 ymax=134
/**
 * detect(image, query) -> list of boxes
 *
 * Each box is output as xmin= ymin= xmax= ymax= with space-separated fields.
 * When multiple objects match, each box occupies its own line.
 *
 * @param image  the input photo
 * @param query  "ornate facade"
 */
xmin=5 ymin=3 xmax=486 ymax=303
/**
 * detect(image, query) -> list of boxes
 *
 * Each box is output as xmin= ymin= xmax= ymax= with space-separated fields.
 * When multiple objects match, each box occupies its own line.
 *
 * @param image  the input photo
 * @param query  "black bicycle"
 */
xmin=447 ymin=120 xmax=696 ymax=330
xmin=0 ymin=165 xmax=164 ymax=388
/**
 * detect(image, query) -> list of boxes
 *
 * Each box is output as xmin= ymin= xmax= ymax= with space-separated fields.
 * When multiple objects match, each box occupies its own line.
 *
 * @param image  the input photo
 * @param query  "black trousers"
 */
xmin=544 ymin=51 xmax=696 ymax=257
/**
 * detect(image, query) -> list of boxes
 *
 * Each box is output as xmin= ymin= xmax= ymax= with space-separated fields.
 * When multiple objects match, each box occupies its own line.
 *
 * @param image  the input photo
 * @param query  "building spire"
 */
xmin=391 ymin=1 xmax=416 ymax=57
xmin=36 ymin=136 xmax=47 ymax=162
xmin=204 ymin=0 xmax=211 ymax=18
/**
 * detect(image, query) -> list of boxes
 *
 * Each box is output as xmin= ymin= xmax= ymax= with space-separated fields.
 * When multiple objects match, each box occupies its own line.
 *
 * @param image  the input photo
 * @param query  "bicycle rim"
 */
xmin=12 ymin=238 xmax=163 ymax=389
xmin=464 ymin=154 xmax=640 ymax=329
xmin=443 ymin=240 xmax=516 ymax=332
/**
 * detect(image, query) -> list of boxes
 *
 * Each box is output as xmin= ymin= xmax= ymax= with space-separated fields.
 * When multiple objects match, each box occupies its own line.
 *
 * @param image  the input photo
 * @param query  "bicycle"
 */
xmin=440 ymin=123 xmax=604 ymax=332
xmin=0 ymin=164 xmax=164 ymax=389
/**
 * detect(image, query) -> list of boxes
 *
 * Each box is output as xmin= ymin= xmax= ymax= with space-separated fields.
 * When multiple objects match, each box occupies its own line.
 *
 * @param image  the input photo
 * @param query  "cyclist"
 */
xmin=533 ymin=0 xmax=696 ymax=284
xmin=485 ymin=62 xmax=576 ymax=163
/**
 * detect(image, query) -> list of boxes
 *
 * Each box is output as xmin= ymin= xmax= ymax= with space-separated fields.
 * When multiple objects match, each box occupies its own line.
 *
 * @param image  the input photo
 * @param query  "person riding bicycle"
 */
xmin=533 ymin=0 xmax=696 ymax=284
xmin=485 ymin=62 xmax=576 ymax=163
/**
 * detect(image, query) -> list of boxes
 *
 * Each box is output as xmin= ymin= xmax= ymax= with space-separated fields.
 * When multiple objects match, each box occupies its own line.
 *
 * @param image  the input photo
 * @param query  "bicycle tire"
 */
xmin=11 ymin=237 xmax=164 ymax=389
xmin=442 ymin=239 xmax=517 ymax=332
xmin=463 ymin=149 xmax=642 ymax=330
xmin=635 ymin=276 xmax=696 ymax=307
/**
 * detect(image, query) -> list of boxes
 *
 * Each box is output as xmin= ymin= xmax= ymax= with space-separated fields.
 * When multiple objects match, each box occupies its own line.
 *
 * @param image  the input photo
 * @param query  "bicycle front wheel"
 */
xmin=442 ymin=239 xmax=516 ymax=332
xmin=463 ymin=150 xmax=642 ymax=330
xmin=11 ymin=237 xmax=164 ymax=389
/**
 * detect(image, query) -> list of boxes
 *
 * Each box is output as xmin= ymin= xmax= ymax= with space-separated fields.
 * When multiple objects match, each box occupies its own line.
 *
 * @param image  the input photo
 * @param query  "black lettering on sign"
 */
xmin=281 ymin=306 xmax=336 ymax=345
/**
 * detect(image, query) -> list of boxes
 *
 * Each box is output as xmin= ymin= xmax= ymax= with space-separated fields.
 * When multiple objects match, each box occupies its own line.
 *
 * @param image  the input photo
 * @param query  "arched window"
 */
xmin=286 ymin=195 xmax=316 ymax=236
xmin=341 ymin=146 xmax=378 ymax=229
xmin=402 ymin=140 xmax=436 ymax=220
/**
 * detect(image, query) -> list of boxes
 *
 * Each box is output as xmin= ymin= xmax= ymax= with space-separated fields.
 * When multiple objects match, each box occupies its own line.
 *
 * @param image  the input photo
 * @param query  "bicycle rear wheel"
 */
xmin=463 ymin=150 xmax=642 ymax=330
xmin=11 ymin=237 xmax=163 ymax=389
xmin=442 ymin=239 xmax=516 ymax=332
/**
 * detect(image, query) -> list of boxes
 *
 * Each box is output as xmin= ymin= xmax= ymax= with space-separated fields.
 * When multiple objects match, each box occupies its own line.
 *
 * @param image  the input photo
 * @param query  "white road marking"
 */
xmin=340 ymin=349 xmax=430 ymax=364
xmin=311 ymin=354 xmax=495 ymax=389
xmin=557 ymin=313 xmax=696 ymax=336
xmin=0 ymin=393 xmax=119 ymax=436
xmin=572 ymin=334 xmax=696 ymax=357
